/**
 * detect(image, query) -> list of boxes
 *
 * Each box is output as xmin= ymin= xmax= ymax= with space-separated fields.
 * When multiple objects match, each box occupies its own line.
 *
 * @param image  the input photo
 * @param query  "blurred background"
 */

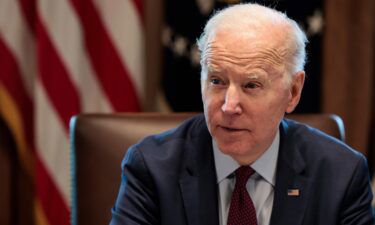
xmin=0 ymin=0 xmax=374 ymax=224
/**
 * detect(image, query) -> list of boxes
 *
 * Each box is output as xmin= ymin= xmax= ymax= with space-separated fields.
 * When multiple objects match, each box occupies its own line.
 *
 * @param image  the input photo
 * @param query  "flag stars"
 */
xmin=161 ymin=26 xmax=172 ymax=47
xmin=162 ymin=25 xmax=201 ymax=67
xmin=307 ymin=9 xmax=324 ymax=36
xmin=173 ymin=35 xmax=188 ymax=56
xmin=195 ymin=0 xmax=214 ymax=15
xmin=190 ymin=44 xmax=201 ymax=66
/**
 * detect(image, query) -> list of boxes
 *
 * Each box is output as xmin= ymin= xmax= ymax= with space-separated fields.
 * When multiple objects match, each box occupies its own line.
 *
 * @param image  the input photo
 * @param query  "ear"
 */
xmin=285 ymin=71 xmax=305 ymax=113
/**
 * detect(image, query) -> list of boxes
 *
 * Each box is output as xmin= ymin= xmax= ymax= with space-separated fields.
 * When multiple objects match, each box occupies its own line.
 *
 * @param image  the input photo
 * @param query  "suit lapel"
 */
xmin=179 ymin=120 xmax=219 ymax=225
xmin=270 ymin=120 xmax=313 ymax=225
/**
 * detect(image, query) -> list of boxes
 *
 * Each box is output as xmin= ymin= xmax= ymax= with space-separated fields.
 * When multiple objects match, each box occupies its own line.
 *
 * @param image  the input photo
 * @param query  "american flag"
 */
xmin=287 ymin=188 xmax=300 ymax=196
xmin=0 ymin=0 xmax=144 ymax=224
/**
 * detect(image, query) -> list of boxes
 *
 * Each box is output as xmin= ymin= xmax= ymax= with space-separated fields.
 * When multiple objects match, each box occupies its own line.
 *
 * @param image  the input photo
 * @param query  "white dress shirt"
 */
xmin=213 ymin=130 xmax=280 ymax=225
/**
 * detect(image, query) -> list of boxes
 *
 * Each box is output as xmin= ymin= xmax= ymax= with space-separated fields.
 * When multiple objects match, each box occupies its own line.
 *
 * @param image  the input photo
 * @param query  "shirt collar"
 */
xmin=213 ymin=130 xmax=280 ymax=186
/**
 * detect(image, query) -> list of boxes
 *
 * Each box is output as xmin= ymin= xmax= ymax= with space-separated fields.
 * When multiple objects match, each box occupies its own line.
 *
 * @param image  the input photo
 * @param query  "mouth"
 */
xmin=219 ymin=126 xmax=247 ymax=132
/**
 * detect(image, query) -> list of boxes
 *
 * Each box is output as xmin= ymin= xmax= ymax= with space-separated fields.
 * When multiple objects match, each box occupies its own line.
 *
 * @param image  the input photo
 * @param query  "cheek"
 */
xmin=202 ymin=90 xmax=224 ymax=129
xmin=203 ymin=88 xmax=223 ymax=110
xmin=264 ymin=88 xmax=290 ymax=112
xmin=249 ymin=91 xmax=289 ymax=128
xmin=203 ymin=95 xmax=218 ymax=121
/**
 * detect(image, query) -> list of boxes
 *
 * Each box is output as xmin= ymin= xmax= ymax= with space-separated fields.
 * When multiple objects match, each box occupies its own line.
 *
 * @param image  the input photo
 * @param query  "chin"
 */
xmin=216 ymin=140 xmax=252 ymax=158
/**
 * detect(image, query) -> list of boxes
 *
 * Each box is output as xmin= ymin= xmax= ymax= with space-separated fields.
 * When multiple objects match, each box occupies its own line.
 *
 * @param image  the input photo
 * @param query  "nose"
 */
xmin=221 ymin=86 xmax=242 ymax=115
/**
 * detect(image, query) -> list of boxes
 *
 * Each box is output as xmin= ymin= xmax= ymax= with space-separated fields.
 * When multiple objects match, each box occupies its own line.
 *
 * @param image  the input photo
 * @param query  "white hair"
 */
xmin=197 ymin=3 xmax=308 ymax=83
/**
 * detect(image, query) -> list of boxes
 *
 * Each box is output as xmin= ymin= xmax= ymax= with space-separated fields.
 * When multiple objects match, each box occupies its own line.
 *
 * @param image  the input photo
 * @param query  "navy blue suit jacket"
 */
xmin=110 ymin=114 xmax=374 ymax=225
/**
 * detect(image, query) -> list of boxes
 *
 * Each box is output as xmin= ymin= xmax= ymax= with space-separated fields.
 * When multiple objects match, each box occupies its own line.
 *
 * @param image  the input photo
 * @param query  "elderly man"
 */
xmin=110 ymin=3 xmax=374 ymax=225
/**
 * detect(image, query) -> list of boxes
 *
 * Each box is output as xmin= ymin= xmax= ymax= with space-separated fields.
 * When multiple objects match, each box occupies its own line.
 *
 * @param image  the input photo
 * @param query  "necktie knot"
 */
xmin=235 ymin=166 xmax=255 ymax=186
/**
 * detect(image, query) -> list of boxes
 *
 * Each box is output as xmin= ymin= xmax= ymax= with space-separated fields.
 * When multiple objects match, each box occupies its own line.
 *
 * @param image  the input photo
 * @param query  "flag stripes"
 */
xmin=92 ymin=0 xmax=145 ymax=101
xmin=36 ymin=19 xmax=81 ymax=130
xmin=129 ymin=0 xmax=143 ymax=21
xmin=0 ymin=0 xmax=36 ymax=96
xmin=0 ymin=1 xmax=144 ymax=225
xmin=37 ymin=0 xmax=113 ymax=113
xmin=36 ymin=157 xmax=70 ymax=225
xmin=18 ymin=0 xmax=37 ymax=32
xmin=35 ymin=81 xmax=72 ymax=205
xmin=70 ymin=0 xmax=141 ymax=112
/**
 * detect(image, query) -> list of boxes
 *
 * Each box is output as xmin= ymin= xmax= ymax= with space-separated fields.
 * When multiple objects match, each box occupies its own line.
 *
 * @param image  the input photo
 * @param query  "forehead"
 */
xmin=203 ymin=30 xmax=287 ymax=76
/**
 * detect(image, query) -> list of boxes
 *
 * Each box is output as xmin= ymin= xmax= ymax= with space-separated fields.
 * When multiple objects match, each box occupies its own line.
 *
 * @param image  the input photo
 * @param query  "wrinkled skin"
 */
xmin=201 ymin=29 xmax=305 ymax=165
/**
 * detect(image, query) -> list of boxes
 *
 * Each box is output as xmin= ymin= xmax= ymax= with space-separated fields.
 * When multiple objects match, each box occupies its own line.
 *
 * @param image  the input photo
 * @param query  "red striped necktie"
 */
xmin=227 ymin=166 xmax=258 ymax=225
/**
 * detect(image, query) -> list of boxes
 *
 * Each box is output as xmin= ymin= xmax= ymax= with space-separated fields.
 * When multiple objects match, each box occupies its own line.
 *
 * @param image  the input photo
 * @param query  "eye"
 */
xmin=244 ymin=82 xmax=260 ymax=89
xmin=210 ymin=77 xmax=223 ymax=85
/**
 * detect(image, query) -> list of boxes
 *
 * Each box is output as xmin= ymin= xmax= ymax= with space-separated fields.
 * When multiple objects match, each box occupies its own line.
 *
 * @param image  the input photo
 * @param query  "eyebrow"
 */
xmin=245 ymin=70 xmax=268 ymax=80
xmin=247 ymin=74 xmax=259 ymax=80
xmin=206 ymin=63 xmax=223 ymax=74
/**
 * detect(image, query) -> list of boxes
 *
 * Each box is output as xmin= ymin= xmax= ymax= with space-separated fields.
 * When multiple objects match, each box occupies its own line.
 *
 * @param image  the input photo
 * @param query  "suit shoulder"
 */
xmin=122 ymin=114 xmax=210 ymax=182
xmin=282 ymin=119 xmax=364 ymax=163
xmin=137 ymin=113 xmax=207 ymax=148
xmin=128 ymin=114 xmax=208 ymax=165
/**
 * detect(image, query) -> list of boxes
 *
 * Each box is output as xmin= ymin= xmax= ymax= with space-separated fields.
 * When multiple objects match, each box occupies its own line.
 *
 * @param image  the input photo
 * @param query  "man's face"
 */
xmin=201 ymin=30 xmax=304 ymax=164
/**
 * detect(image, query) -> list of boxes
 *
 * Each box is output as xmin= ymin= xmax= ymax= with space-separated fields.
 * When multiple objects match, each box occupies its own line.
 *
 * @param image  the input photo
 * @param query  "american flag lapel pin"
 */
xmin=287 ymin=188 xmax=300 ymax=196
